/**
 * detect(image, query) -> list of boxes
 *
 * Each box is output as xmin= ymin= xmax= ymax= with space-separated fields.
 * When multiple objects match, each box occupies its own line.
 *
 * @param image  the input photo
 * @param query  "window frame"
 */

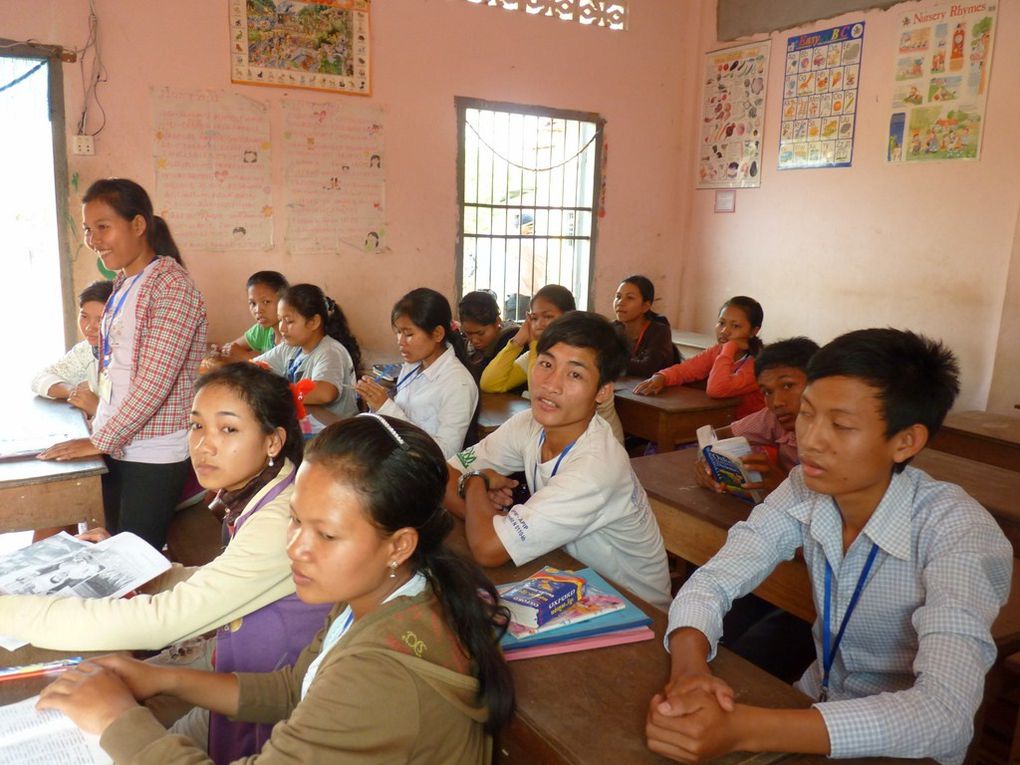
xmin=454 ymin=96 xmax=605 ymax=312
xmin=1 ymin=39 xmax=75 ymax=349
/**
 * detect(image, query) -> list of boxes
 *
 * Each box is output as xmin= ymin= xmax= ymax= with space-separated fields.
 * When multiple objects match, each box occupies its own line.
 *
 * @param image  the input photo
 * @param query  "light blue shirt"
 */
xmin=667 ymin=464 xmax=1012 ymax=765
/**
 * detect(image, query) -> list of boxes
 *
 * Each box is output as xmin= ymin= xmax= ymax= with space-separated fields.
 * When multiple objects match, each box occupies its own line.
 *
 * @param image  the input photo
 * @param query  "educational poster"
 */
xmin=696 ymin=39 xmax=771 ymax=189
xmin=282 ymin=101 xmax=386 ymax=254
xmin=228 ymin=0 xmax=371 ymax=96
xmin=152 ymin=88 xmax=273 ymax=251
xmin=778 ymin=21 xmax=865 ymax=170
xmin=886 ymin=2 xmax=997 ymax=163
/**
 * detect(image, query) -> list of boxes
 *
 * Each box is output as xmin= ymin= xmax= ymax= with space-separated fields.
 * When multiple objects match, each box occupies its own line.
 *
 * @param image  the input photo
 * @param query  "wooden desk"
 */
xmin=0 ymin=396 xmax=105 ymax=533
xmin=632 ymin=447 xmax=1020 ymax=655
xmin=930 ymin=411 xmax=1020 ymax=471
xmin=912 ymin=449 xmax=1020 ymax=551
xmin=614 ymin=377 xmax=739 ymax=453
xmin=478 ymin=392 xmax=531 ymax=438
xmin=0 ymin=525 xmax=928 ymax=765
xmin=443 ymin=526 xmax=923 ymax=765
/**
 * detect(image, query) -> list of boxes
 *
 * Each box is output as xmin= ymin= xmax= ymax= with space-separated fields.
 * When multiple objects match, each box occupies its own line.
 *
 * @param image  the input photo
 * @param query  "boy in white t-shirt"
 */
xmin=444 ymin=311 xmax=671 ymax=611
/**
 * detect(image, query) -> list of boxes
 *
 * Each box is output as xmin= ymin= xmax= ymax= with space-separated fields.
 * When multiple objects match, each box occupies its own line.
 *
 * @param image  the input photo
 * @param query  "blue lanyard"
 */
xmin=531 ymin=431 xmax=577 ymax=493
xmin=394 ymin=364 xmax=424 ymax=394
xmin=100 ymin=272 xmax=145 ymax=369
xmin=821 ymin=541 xmax=879 ymax=701
xmin=285 ymin=351 xmax=306 ymax=383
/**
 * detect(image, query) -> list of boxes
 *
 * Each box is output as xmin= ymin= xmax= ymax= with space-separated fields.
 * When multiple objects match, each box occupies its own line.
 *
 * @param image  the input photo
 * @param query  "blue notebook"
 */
xmin=499 ymin=567 xmax=651 ymax=651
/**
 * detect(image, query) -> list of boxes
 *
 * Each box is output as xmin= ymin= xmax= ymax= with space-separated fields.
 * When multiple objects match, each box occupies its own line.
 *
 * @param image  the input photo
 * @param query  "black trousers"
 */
xmin=101 ymin=456 xmax=190 ymax=550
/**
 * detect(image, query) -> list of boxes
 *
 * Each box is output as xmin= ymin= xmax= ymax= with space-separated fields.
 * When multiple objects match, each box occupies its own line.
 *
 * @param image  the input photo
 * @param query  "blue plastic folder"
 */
xmin=499 ymin=568 xmax=651 ymax=650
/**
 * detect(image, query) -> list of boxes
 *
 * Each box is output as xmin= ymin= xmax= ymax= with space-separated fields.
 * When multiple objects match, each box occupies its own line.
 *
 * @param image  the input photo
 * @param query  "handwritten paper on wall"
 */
xmin=697 ymin=40 xmax=771 ymax=189
xmin=152 ymin=88 xmax=273 ymax=251
xmin=886 ymin=2 xmax=997 ymax=163
xmin=282 ymin=101 xmax=385 ymax=255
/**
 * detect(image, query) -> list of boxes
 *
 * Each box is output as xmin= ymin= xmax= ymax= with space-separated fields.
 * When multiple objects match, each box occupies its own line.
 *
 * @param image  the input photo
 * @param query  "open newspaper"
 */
xmin=0 ymin=695 xmax=111 ymax=765
xmin=0 ymin=532 xmax=170 ymax=651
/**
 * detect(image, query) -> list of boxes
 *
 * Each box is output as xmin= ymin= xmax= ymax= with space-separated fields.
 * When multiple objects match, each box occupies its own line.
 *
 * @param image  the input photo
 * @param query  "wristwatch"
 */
xmin=457 ymin=469 xmax=490 ymax=499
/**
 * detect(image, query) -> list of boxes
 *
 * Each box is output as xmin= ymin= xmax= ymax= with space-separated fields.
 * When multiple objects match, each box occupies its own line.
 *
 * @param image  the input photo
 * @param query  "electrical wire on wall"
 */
xmin=75 ymin=0 xmax=106 ymax=139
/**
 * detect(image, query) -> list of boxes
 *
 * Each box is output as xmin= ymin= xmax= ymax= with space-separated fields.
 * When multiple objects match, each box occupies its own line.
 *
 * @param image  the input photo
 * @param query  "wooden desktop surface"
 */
xmin=0 ymin=522 xmax=929 ymax=765
xmin=632 ymin=447 xmax=1020 ymax=655
xmin=614 ymin=377 xmax=739 ymax=452
xmin=930 ymin=410 xmax=1020 ymax=471
xmin=444 ymin=524 xmax=927 ymax=765
xmin=477 ymin=392 xmax=532 ymax=438
xmin=0 ymin=396 xmax=106 ymax=532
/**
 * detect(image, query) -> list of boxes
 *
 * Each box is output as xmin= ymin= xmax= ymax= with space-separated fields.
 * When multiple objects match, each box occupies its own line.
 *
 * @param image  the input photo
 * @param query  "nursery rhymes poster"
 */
xmin=887 ymin=2 xmax=997 ymax=163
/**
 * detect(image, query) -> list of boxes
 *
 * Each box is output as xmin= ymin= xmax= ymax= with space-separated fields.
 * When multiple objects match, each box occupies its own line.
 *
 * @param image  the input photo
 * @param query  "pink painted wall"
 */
xmin=4 ymin=0 xmax=696 ymax=363
xmin=8 ymin=0 xmax=1016 ymax=408
xmin=678 ymin=0 xmax=1020 ymax=410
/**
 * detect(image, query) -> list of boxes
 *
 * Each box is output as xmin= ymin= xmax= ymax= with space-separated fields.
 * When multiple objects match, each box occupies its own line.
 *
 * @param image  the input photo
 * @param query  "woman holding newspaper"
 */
xmin=0 ymin=363 xmax=331 ymax=761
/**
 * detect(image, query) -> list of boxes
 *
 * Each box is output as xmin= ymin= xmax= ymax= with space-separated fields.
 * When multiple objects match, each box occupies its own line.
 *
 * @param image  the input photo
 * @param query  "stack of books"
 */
xmin=497 ymin=567 xmax=654 ymax=661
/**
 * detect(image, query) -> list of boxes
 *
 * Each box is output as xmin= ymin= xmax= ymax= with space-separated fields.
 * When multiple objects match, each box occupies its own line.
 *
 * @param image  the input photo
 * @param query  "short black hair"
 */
xmin=78 ymin=280 xmax=113 ymax=307
xmin=754 ymin=337 xmax=819 ymax=378
xmin=535 ymin=311 xmax=627 ymax=387
xmin=247 ymin=271 xmax=288 ymax=292
xmin=807 ymin=327 xmax=960 ymax=444
xmin=458 ymin=290 xmax=501 ymax=326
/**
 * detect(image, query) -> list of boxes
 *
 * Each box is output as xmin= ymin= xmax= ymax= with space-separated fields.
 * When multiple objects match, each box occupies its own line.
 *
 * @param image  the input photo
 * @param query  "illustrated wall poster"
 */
xmin=282 ymin=101 xmax=386 ymax=255
xmin=886 ymin=2 xmax=997 ymax=163
xmin=778 ymin=21 xmax=865 ymax=170
xmin=696 ymin=39 xmax=771 ymax=189
xmin=229 ymin=0 xmax=371 ymax=95
xmin=152 ymin=88 xmax=273 ymax=251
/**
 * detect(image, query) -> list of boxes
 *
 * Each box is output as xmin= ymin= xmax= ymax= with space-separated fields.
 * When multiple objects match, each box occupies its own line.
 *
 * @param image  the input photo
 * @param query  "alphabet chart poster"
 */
xmin=696 ymin=39 xmax=771 ymax=189
xmin=282 ymin=101 xmax=386 ymax=255
xmin=778 ymin=21 xmax=865 ymax=170
xmin=152 ymin=88 xmax=273 ymax=250
xmin=886 ymin=2 xmax=997 ymax=163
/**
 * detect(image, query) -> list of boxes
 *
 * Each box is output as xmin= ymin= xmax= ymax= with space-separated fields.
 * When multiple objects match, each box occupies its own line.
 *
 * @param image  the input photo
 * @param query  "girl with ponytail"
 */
xmin=356 ymin=287 xmax=478 ymax=458
xmin=39 ymin=178 xmax=207 ymax=551
xmin=254 ymin=283 xmax=360 ymax=418
xmin=634 ymin=295 xmax=766 ymax=419
xmin=40 ymin=415 xmax=515 ymax=765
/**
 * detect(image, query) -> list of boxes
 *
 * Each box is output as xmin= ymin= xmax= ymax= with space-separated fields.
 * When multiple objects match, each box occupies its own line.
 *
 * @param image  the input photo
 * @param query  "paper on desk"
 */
xmin=0 ymin=634 xmax=27 ymax=652
xmin=0 ymin=431 xmax=77 ymax=461
xmin=0 ymin=695 xmax=111 ymax=764
xmin=0 ymin=532 xmax=170 ymax=599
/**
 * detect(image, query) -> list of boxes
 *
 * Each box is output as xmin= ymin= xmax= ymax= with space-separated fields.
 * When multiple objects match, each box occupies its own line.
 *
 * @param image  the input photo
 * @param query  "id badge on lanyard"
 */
xmin=97 ymin=369 xmax=113 ymax=404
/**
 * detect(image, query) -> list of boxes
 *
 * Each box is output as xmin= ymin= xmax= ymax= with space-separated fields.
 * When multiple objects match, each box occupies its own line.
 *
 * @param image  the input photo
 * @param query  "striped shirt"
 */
xmin=667 ymin=464 xmax=1012 ymax=764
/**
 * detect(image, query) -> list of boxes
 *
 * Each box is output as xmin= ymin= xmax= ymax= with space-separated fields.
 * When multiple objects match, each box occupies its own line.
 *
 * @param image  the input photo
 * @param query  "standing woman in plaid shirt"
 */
xmin=40 ymin=179 xmax=207 ymax=550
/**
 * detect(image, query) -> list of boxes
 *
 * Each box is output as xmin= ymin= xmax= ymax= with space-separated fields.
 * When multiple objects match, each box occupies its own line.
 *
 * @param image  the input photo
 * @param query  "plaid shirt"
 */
xmin=90 ymin=257 xmax=207 ymax=457
xmin=667 ymin=465 xmax=1012 ymax=765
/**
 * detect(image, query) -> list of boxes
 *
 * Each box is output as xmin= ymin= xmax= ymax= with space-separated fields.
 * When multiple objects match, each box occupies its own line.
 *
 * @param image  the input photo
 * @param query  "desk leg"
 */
xmin=656 ymin=418 xmax=674 ymax=454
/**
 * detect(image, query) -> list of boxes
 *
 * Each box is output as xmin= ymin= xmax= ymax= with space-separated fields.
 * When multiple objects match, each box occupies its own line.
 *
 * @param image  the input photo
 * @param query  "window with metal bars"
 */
xmin=456 ymin=97 xmax=604 ymax=321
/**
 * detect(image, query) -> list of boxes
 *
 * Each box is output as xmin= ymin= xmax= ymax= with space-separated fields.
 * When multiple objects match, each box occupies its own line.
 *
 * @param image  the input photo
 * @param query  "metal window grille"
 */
xmin=456 ymin=98 xmax=604 ymax=320
xmin=464 ymin=0 xmax=629 ymax=31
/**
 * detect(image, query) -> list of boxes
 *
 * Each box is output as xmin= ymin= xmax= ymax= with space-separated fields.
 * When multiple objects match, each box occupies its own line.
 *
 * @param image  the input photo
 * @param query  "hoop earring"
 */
xmin=388 ymin=560 xmax=398 ymax=579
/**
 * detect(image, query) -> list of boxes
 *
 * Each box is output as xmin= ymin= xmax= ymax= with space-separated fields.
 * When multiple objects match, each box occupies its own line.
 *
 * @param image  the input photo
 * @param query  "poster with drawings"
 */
xmin=228 ymin=0 xmax=370 ymax=96
xmin=152 ymin=88 xmax=273 ymax=250
xmin=696 ymin=39 xmax=770 ymax=189
xmin=282 ymin=101 xmax=385 ymax=254
xmin=778 ymin=22 xmax=865 ymax=170
xmin=886 ymin=2 xmax=997 ymax=163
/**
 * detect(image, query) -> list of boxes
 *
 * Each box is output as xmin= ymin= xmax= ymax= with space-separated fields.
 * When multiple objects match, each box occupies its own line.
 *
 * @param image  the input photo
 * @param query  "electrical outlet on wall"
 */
xmin=73 ymin=135 xmax=95 ymax=156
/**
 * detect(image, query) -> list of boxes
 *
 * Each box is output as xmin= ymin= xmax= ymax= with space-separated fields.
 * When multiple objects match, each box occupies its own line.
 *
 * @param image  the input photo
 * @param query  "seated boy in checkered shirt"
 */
xmin=647 ymin=328 xmax=1012 ymax=765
